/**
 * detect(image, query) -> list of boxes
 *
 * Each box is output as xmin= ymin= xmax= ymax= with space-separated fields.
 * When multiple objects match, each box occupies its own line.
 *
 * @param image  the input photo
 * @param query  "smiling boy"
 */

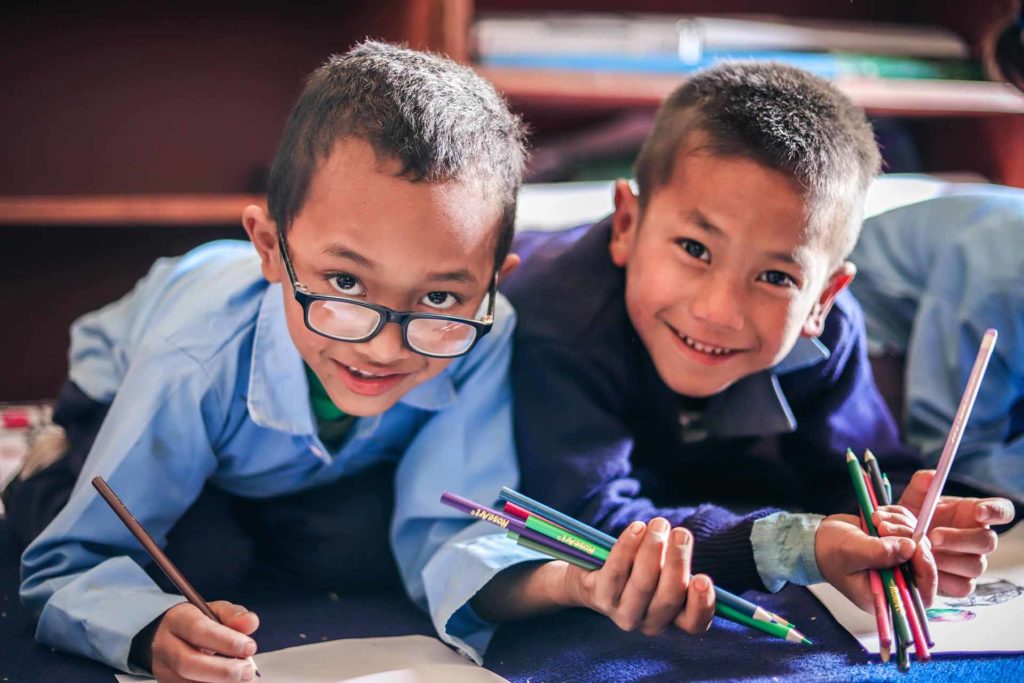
xmin=504 ymin=62 xmax=1013 ymax=612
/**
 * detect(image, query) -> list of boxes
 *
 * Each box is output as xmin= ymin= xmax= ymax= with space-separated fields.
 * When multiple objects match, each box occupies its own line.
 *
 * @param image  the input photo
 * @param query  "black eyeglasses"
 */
xmin=276 ymin=230 xmax=496 ymax=358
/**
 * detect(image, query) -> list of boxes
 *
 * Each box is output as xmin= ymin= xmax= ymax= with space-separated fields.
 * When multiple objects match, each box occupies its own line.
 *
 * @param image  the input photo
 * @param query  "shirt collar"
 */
xmin=247 ymin=284 xmax=457 ymax=435
xmin=704 ymin=335 xmax=831 ymax=439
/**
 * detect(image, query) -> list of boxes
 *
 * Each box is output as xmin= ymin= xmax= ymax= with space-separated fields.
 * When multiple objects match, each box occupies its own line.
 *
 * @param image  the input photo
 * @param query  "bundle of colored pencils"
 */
xmin=847 ymin=449 xmax=934 ymax=672
xmin=440 ymin=487 xmax=811 ymax=645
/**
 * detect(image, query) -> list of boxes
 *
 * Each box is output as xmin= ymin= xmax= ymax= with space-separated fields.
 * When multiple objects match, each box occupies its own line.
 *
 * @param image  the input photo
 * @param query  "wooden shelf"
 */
xmin=0 ymin=195 xmax=265 ymax=226
xmin=479 ymin=66 xmax=1024 ymax=117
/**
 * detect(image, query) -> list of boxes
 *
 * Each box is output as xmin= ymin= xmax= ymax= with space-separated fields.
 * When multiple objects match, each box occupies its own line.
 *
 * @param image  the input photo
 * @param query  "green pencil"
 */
xmin=845 ymin=449 xmax=914 ymax=647
xmin=716 ymin=602 xmax=812 ymax=644
xmin=524 ymin=514 xmax=610 ymax=562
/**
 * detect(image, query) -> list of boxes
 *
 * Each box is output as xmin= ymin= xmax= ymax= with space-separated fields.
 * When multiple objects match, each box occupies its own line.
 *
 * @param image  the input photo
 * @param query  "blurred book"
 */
xmin=478 ymin=51 xmax=982 ymax=81
xmin=474 ymin=13 xmax=970 ymax=62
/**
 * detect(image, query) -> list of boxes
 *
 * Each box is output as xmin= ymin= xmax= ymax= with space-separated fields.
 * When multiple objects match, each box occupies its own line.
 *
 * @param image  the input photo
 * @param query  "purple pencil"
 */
xmin=441 ymin=492 xmax=599 ymax=567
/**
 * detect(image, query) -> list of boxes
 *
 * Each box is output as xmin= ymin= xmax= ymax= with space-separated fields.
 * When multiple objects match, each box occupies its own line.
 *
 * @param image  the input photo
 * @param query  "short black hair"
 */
xmin=634 ymin=62 xmax=880 ymax=262
xmin=267 ymin=41 xmax=527 ymax=269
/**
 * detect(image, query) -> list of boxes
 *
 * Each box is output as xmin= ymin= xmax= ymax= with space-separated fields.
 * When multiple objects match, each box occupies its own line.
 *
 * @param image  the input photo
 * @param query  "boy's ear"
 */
xmin=802 ymin=261 xmax=856 ymax=337
xmin=497 ymin=253 xmax=520 ymax=283
xmin=242 ymin=204 xmax=282 ymax=283
xmin=609 ymin=179 xmax=640 ymax=267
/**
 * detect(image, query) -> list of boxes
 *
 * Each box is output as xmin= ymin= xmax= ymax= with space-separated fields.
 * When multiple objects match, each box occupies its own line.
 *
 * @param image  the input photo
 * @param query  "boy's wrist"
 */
xmin=127 ymin=612 xmax=166 ymax=673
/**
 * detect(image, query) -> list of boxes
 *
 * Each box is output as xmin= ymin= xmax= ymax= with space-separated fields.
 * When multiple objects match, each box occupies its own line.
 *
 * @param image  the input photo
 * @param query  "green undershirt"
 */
xmin=305 ymin=365 xmax=356 ymax=451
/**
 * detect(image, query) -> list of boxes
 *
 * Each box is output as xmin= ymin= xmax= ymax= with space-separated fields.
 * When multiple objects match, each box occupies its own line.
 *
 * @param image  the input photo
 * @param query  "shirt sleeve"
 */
xmin=903 ymin=228 xmax=1024 ymax=498
xmin=390 ymin=300 xmax=546 ymax=664
xmin=20 ymin=347 xmax=225 ymax=673
xmin=511 ymin=337 xmax=780 ymax=593
xmin=750 ymin=512 xmax=825 ymax=592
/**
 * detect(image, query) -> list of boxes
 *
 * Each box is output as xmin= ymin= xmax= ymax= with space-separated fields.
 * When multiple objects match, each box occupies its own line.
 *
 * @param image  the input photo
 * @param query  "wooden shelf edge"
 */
xmin=0 ymin=194 xmax=265 ymax=226
xmin=479 ymin=67 xmax=1024 ymax=117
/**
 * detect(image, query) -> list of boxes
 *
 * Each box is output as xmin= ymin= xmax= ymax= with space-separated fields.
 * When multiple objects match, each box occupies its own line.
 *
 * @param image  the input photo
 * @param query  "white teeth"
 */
xmin=683 ymin=336 xmax=732 ymax=356
xmin=346 ymin=365 xmax=387 ymax=379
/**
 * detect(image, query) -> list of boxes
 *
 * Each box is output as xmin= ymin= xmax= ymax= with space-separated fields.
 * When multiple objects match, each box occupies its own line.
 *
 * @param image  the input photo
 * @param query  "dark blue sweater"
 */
xmin=502 ymin=219 xmax=921 ymax=592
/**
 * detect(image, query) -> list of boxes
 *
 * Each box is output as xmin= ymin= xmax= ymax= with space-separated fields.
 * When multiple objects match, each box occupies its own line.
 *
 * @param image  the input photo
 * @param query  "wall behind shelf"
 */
xmin=0 ymin=2 xmax=420 ymax=196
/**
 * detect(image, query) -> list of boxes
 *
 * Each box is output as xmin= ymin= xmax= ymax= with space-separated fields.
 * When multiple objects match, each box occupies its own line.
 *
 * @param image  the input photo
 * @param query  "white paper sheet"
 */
xmin=809 ymin=522 xmax=1024 ymax=654
xmin=115 ymin=634 xmax=508 ymax=683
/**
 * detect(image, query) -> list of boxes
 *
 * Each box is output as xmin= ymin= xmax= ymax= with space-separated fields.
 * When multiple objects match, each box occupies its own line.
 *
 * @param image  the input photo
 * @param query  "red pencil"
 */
xmin=861 ymin=512 xmax=893 ymax=662
xmin=862 ymin=466 xmax=930 ymax=662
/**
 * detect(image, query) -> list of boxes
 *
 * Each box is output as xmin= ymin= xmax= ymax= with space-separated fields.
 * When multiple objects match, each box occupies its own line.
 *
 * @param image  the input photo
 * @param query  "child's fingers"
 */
xmin=165 ymin=604 xmax=258 ymax=660
xmin=929 ymin=527 xmax=998 ymax=555
xmin=614 ymin=518 xmax=671 ymax=630
xmin=592 ymin=521 xmax=645 ymax=611
xmin=674 ymin=574 xmax=715 ymax=635
xmin=907 ymin=538 xmax=938 ymax=607
xmin=876 ymin=520 xmax=915 ymax=538
xmin=152 ymin=631 xmax=257 ymax=683
xmin=639 ymin=527 xmax=692 ymax=636
xmin=933 ymin=550 xmax=988 ymax=580
xmin=873 ymin=506 xmax=918 ymax=530
xmin=847 ymin=534 xmax=915 ymax=571
xmin=938 ymin=572 xmax=977 ymax=598
xmin=209 ymin=601 xmax=260 ymax=637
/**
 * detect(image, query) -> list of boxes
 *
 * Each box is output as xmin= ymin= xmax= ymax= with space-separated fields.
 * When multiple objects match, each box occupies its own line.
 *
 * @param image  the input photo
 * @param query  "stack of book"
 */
xmin=473 ymin=13 xmax=982 ymax=81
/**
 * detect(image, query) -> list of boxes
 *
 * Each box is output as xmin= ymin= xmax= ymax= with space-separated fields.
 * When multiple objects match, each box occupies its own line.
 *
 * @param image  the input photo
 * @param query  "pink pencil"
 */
xmin=913 ymin=328 xmax=998 ymax=543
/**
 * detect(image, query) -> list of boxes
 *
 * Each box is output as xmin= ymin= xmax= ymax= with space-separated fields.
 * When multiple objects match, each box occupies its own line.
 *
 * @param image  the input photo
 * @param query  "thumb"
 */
xmin=209 ymin=601 xmax=260 ymax=635
xmin=849 ymin=535 xmax=915 ymax=571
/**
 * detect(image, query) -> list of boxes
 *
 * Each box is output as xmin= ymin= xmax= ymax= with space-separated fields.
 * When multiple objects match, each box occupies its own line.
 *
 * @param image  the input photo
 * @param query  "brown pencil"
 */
xmin=91 ymin=476 xmax=260 ymax=677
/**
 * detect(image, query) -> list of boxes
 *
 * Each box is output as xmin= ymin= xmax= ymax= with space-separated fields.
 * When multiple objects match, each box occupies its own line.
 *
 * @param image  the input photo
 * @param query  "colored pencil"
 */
xmin=504 ymin=490 xmax=794 ymax=628
xmin=91 ymin=477 xmax=261 ymax=678
xmin=913 ymin=328 xmax=997 ymax=543
xmin=716 ymin=603 xmax=811 ymax=644
xmin=524 ymin=513 xmax=610 ymax=562
xmin=499 ymin=486 xmax=617 ymax=548
xmin=862 ymin=465 xmax=931 ymax=662
xmin=845 ymin=451 xmax=914 ymax=648
xmin=441 ymin=492 xmax=603 ymax=567
xmin=509 ymin=532 xmax=601 ymax=571
xmin=860 ymin=510 xmax=893 ymax=662
xmin=865 ymin=450 xmax=935 ymax=648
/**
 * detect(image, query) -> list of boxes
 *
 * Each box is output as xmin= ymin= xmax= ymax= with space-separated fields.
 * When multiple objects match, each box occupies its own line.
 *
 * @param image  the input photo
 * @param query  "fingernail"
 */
xmin=671 ymin=528 xmax=690 ymax=546
xmin=693 ymin=575 xmax=709 ymax=591
xmin=629 ymin=521 xmax=645 ymax=536
xmin=931 ymin=531 xmax=945 ymax=547
xmin=650 ymin=518 xmax=669 ymax=534
xmin=242 ymin=640 xmax=257 ymax=657
xmin=898 ymin=538 xmax=914 ymax=556
xmin=241 ymin=664 xmax=256 ymax=681
xmin=978 ymin=505 xmax=992 ymax=522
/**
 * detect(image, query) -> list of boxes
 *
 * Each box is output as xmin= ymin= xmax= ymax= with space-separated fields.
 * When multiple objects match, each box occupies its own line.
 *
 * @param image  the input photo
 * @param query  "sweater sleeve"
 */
xmin=513 ymin=338 xmax=779 ymax=592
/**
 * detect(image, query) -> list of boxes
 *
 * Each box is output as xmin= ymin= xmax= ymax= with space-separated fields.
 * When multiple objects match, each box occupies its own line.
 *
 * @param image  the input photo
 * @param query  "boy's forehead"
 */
xmin=293 ymin=139 xmax=503 ymax=274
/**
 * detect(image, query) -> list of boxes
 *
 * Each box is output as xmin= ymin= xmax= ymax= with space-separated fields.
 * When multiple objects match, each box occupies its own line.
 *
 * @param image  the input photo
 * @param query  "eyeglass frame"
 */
xmin=275 ymin=228 xmax=496 ymax=358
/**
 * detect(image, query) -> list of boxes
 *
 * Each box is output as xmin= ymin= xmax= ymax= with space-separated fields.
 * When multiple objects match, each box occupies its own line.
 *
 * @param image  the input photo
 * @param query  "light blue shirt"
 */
xmin=20 ymin=241 xmax=543 ymax=673
xmin=850 ymin=191 xmax=1024 ymax=498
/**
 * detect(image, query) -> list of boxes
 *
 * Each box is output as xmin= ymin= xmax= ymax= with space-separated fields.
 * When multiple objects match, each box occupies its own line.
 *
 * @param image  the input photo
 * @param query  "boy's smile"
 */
xmin=610 ymin=144 xmax=853 ymax=398
xmin=246 ymin=138 xmax=511 ymax=416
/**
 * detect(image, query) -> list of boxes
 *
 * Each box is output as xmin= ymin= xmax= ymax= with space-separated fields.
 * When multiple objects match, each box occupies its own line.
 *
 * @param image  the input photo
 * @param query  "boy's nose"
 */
xmin=356 ymin=321 xmax=408 ymax=365
xmin=690 ymin=276 xmax=746 ymax=332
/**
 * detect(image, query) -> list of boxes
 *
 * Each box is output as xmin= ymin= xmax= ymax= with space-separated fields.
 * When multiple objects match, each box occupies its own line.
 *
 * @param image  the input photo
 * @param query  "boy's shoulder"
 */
xmin=77 ymin=240 xmax=268 ymax=362
xmin=503 ymin=218 xmax=629 ymax=349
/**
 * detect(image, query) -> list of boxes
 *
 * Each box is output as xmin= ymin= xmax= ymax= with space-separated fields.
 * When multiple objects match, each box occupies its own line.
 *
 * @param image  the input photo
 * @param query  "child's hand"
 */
xmin=898 ymin=469 xmax=1014 ymax=597
xmin=562 ymin=517 xmax=716 ymax=636
xmin=815 ymin=511 xmax=937 ymax=612
xmin=150 ymin=601 xmax=260 ymax=682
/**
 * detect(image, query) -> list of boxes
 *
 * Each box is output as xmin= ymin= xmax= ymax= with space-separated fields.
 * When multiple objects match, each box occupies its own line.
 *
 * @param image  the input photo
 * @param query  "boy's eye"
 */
xmin=677 ymin=238 xmax=710 ymax=263
xmin=421 ymin=291 xmax=460 ymax=310
xmin=329 ymin=274 xmax=365 ymax=296
xmin=759 ymin=270 xmax=798 ymax=288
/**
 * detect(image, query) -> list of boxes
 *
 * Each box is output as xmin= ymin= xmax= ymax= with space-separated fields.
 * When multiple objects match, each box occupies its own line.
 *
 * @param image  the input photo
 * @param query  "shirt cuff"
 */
xmin=750 ymin=512 xmax=825 ymax=592
xmin=34 ymin=556 xmax=187 ymax=673
xmin=422 ymin=525 xmax=548 ymax=664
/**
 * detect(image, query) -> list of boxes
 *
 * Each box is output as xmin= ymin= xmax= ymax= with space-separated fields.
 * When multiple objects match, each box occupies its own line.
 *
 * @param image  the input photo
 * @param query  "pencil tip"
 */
xmin=864 ymin=450 xmax=875 ymax=461
xmin=880 ymin=651 xmax=890 ymax=663
xmin=846 ymin=449 xmax=855 ymax=461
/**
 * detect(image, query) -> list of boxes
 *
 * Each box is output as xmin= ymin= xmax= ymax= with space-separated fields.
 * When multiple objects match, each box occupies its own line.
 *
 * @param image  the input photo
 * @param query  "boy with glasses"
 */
xmin=13 ymin=42 xmax=714 ymax=682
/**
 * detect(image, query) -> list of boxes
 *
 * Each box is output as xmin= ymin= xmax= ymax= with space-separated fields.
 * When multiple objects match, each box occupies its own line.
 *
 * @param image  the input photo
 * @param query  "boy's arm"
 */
xmin=20 ymin=352 xmax=223 ymax=674
xmin=390 ymin=298 xmax=547 ymax=664
xmin=512 ymin=338 xmax=780 ymax=592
